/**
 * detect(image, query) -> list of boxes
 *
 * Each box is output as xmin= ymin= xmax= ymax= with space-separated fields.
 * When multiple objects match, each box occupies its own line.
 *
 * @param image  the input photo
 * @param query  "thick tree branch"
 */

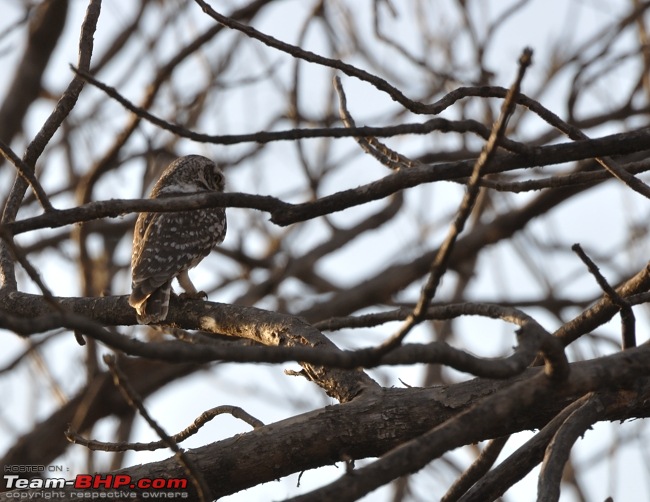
xmin=3 ymin=353 xmax=650 ymax=500
xmin=288 ymin=349 xmax=650 ymax=502
xmin=3 ymin=129 xmax=650 ymax=239
xmin=0 ymin=292 xmax=569 ymax=392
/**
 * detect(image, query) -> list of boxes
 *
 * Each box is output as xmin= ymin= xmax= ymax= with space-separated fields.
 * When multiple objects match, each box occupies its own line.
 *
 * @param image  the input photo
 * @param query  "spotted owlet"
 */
xmin=129 ymin=155 xmax=227 ymax=324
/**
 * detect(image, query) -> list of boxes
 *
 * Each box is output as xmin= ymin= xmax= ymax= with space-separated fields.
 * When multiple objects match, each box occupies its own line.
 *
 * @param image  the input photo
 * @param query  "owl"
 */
xmin=129 ymin=155 xmax=227 ymax=324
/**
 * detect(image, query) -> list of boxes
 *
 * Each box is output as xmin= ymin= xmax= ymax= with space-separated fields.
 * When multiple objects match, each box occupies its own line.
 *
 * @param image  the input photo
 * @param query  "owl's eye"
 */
xmin=205 ymin=167 xmax=224 ymax=190
xmin=196 ymin=167 xmax=216 ymax=190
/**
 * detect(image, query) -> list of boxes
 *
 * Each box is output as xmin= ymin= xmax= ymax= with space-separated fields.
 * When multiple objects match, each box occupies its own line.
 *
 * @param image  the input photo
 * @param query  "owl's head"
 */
xmin=151 ymin=155 xmax=225 ymax=196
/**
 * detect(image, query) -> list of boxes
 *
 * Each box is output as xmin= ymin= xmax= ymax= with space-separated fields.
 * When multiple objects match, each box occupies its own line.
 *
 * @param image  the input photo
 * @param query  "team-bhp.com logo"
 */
xmin=4 ymin=466 xmax=189 ymax=498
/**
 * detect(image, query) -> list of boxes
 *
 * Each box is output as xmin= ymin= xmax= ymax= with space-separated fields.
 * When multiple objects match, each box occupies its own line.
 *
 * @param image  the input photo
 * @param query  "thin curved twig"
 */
xmin=66 ymin=404 xmax=264 ymax=452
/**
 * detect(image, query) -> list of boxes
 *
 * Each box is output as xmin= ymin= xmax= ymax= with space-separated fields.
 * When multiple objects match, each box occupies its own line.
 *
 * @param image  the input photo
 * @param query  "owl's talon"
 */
xmin=180 ymin=290 xmax=208 ymax=300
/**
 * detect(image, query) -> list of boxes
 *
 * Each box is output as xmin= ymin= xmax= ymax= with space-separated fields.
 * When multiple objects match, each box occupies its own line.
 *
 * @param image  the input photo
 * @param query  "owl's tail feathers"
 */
xmin=129 ymin=281 xmax=172 ymax=324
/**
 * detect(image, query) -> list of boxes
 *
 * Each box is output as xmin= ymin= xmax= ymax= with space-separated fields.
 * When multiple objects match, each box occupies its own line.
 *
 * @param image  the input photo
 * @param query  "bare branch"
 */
xmin=374 ymin=48 xmax=534 ymax=353
xmin=441 ymin=436 xmax=510 ymax=502
xmin=71 ymin=65 xmax=529 ymax=152
xmin=537 ymin=393 xmax=606 ymax=502
xmin=66 ymin=405 xmax=264 ymax=452
xmin=0 ymin=0 xmax=101 ymax=290
xmin=102 ymin=355 xmax=211 ymax=502
xmin=572 ymin=243 xmax=636 ymax=349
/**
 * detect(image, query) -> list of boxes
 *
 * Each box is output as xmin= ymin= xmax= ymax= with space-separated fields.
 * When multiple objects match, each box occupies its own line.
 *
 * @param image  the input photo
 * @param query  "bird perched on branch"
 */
xmin=129 ymin=155 xmax=227 ymax=324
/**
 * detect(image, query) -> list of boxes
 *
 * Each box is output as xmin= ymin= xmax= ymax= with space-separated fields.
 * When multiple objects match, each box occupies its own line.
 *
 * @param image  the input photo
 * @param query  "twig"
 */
xmin=571 ymin=243 xmax=636 ymax=349
xmin=0 ymin=332 xmax=59 ymax=374
xmin=537 ymin=393 xmax=606 ymax=502
xmin=66 ymin=405 xmax=264 ymax=451
xmin=0 ymin=139 xmax=53 ymax=211
xmin=316 ymin=302 xmax=535 ymax=330
xmin=374 ymin=48 xmax=534 ymax=354
xmin=334 ymin=76 xmax=419 ymax=170
xmin=459 ymin=393 xmax=595 ymax=501
xmin=441 ymin=436 xmax=510 ymax=502
xmin=102 ymin=355 xmax=212 ymax=502
xmin=192 ymin=0 xmax=650 ymax=195
xmin=0 ymin=228 xmax=59 ymax=305
xmin=75 ymin=0 xmax=271 ymax=206
xmin=70 ymin=65 xmax=528 ymax=152
xmin=555 ymin=262 xmax=650 ymax=347
xmin=193 ymin=0 xmax=431 ymax=114
xmin=0 ymin=0 xmax=101 ymax=291
xmin=0 ymin=226 xmax=85 ymax=345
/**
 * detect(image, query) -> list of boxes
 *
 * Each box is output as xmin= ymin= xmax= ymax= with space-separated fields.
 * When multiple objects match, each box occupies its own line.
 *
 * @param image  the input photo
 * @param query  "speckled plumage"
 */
xmin=129 ymin=155 xmax=226 ymax=324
